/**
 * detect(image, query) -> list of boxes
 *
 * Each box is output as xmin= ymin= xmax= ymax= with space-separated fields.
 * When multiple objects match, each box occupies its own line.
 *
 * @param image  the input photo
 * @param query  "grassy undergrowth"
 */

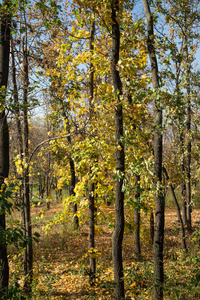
xmin=6 ymin=200 xmax=200 ymax=299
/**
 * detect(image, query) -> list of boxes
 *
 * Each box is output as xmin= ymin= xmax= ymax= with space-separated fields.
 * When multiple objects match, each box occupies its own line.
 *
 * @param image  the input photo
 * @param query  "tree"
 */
xmin=21 ymin=19 xmax=33 ymax=291
xmin=9 ymin=1 xmax=42 ymax=290
xmin=154 ymin=0 xmax=200 ymax=232
xmin=0 ymin=0 xmax=10 ymax=295
xmin=111 ymin=0 xmax=125 ymax=298
xmin=88 ymin=9 xmax=96 ymax=284
xmin=142 ymin=0 xmax=165 ymax=299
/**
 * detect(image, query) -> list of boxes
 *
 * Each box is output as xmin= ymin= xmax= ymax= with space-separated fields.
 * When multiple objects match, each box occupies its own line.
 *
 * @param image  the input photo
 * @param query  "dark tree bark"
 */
xmin=0 ymin=1 xmax=10 ymax=295
xmin=88 ymin=176 xmax=95 ymax=283
xmin=182 ymin=8 xmax=192 ymax=232
xmin=127 ymin=78 xmax=141 ymax=258
xmin=62 ymin=116 xmax=78 ymax=229
xmin=46 ymin=144 xmax=51 ymax=210
xmin=133 ymin=175 xmax=141 ymax=257
xmin=181 ymin=182 xmax=187 ymax=225
xmin=163 ymin=167 xmax=187 ymax=252
xmin=175 ymin=60 xmax=187 ymax=227
xmin=150 ymin=210 xmax=154 ymax=245
xmin=39 ymin=176 xmax=45 ymax=201
xmin=11 ymin=38 xmax=23 ymax=161
xmin=180 ymin=132 xmax=187 ymax=226
xmin=22 ymin=36 xmax=33 ymax=293
xmin=46 ymin=174 xmax=51 ymax=210
xmin=69 ymin=158 xmax=79 ymax=229
xmin=111 ymin=1 xmax=125 ymax=298
xmin=88 ymin=16 xmax=96 ymax=284
xmin=142 ymin=0 xmax=165 ymax=299
xmin=185 ymin=58 xmax=192 ymax=232
xmin=11 ymin=30 xmax=33 ymax=292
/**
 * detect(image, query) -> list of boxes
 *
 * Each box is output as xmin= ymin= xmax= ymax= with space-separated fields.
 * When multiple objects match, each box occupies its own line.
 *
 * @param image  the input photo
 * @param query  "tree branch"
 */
xmin=28 ymin=133 xmax=77 ymax=163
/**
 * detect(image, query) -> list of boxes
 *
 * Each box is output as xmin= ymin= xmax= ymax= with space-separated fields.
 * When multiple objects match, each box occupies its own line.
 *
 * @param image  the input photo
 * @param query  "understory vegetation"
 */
xmin=7 ymin=191 xmax=200 ymax=300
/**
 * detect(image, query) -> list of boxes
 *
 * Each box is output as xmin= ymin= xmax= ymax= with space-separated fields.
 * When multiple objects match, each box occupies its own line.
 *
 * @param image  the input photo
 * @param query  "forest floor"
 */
xmin=8 ymin=203 xmax=200 ymax=300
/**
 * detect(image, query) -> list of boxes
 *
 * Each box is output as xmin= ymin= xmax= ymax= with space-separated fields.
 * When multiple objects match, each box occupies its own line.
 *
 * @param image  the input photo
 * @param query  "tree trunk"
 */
xmin=111 ymin=1 xmax=125 ymax=298
xmin=46 ymin=149 xmax=51 ymax=210
xmin=183 ymin=13 xmax=192 ymax=233
xmin=89 ymin=177 xmax=96 ymax=283
xmin=186 ymin=89 xmax=192 ymax=232
xmin=142 ymin=0 xmax=165 ymax=299
xmin=181 ymin=182 xmax=187 ymax=226
xmin=11 ymin=38 xmax=23 ymax=160
xmin=127 ymin=77 xmax=141 ymax=258
xmin=150 ymin=210 xmax=154 ymax=245
xmin=88 ymin=16 xmax=96 ymax=284
xmin=134 ymin=175 xmax=141 ymax=257
xmin=22 ymin=36 xmax=33 ymax=293
xmin=177 ymin=70 xmax=187 ymax=227
xmin=0 ymin=1 xmax=10 ymax=295
xmin=12 ymin=33 xmax=33 ymax=290
xmin=163 ymin=167 xmax=187 ymax=252
xmin=39 ymin=177 xmax=45 ymax=201
xmin=180 ymin=133 xmax=187 ymax=226
xmin=46 ymin=174 xmax=50 ymax=210
xmin=69 ymin=158 xmax=79 ymax=229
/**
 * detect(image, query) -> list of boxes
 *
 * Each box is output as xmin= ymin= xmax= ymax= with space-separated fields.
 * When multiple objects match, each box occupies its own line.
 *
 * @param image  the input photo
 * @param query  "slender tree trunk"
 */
xmin=69 ymin=158 xmax=79 ymax=229
xmin=111 ymin=1 xmax=125 ymax=298
xmin=11 ymin=38 xmax=23 ymax=160
xmin=134 ymin=175 xmax=141 ymax=257
xmin=11 ymin=37 xmax=32 ymax=286
xmin=65 ymin=120 xmax=78 ymax=229
xmin=180 ymin=133 xmax=187 ymax=226
xmin=46 ymin=148 xmax=51 ymax=210
xmin=153 ymin=95 xmax=165 ymax=300
xmin=46 ymin=174 xmax=50 ymax=210
xmin=127 ymin=78 xmax=141 ymax=257
xmin=163 ymin=167 xmax=187 ymax=252
xmin=89 ymin=177 xmax=95 ymax=283
xmin=181 ymin=182 xmax=187 ymax=225
xmin=150 ymin=210 xmax=154 ymax=245
xmin=39 ymin=177 xmax=45 ymax=201
xmin=142 ymin=1 xmax=165 ymax=299
xmin=186 ymin=91 xmax=192 ymax=231
xmin=176 ymin=60 xmax=187 ymax=227
xmin=88 ymin=16 xmax=96 ymax=284
xmin=184 ymin=18 xmax=192 ymax=233
xmin=22 ymin=37 xmax=33 ymax=293
xmin=0 ymin=1 xmax=10 ymax=295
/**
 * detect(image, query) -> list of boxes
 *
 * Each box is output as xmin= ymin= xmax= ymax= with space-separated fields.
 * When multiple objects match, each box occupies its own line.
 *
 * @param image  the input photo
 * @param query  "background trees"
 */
xmin=1 ymin=0 xmax=200 ymax=299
